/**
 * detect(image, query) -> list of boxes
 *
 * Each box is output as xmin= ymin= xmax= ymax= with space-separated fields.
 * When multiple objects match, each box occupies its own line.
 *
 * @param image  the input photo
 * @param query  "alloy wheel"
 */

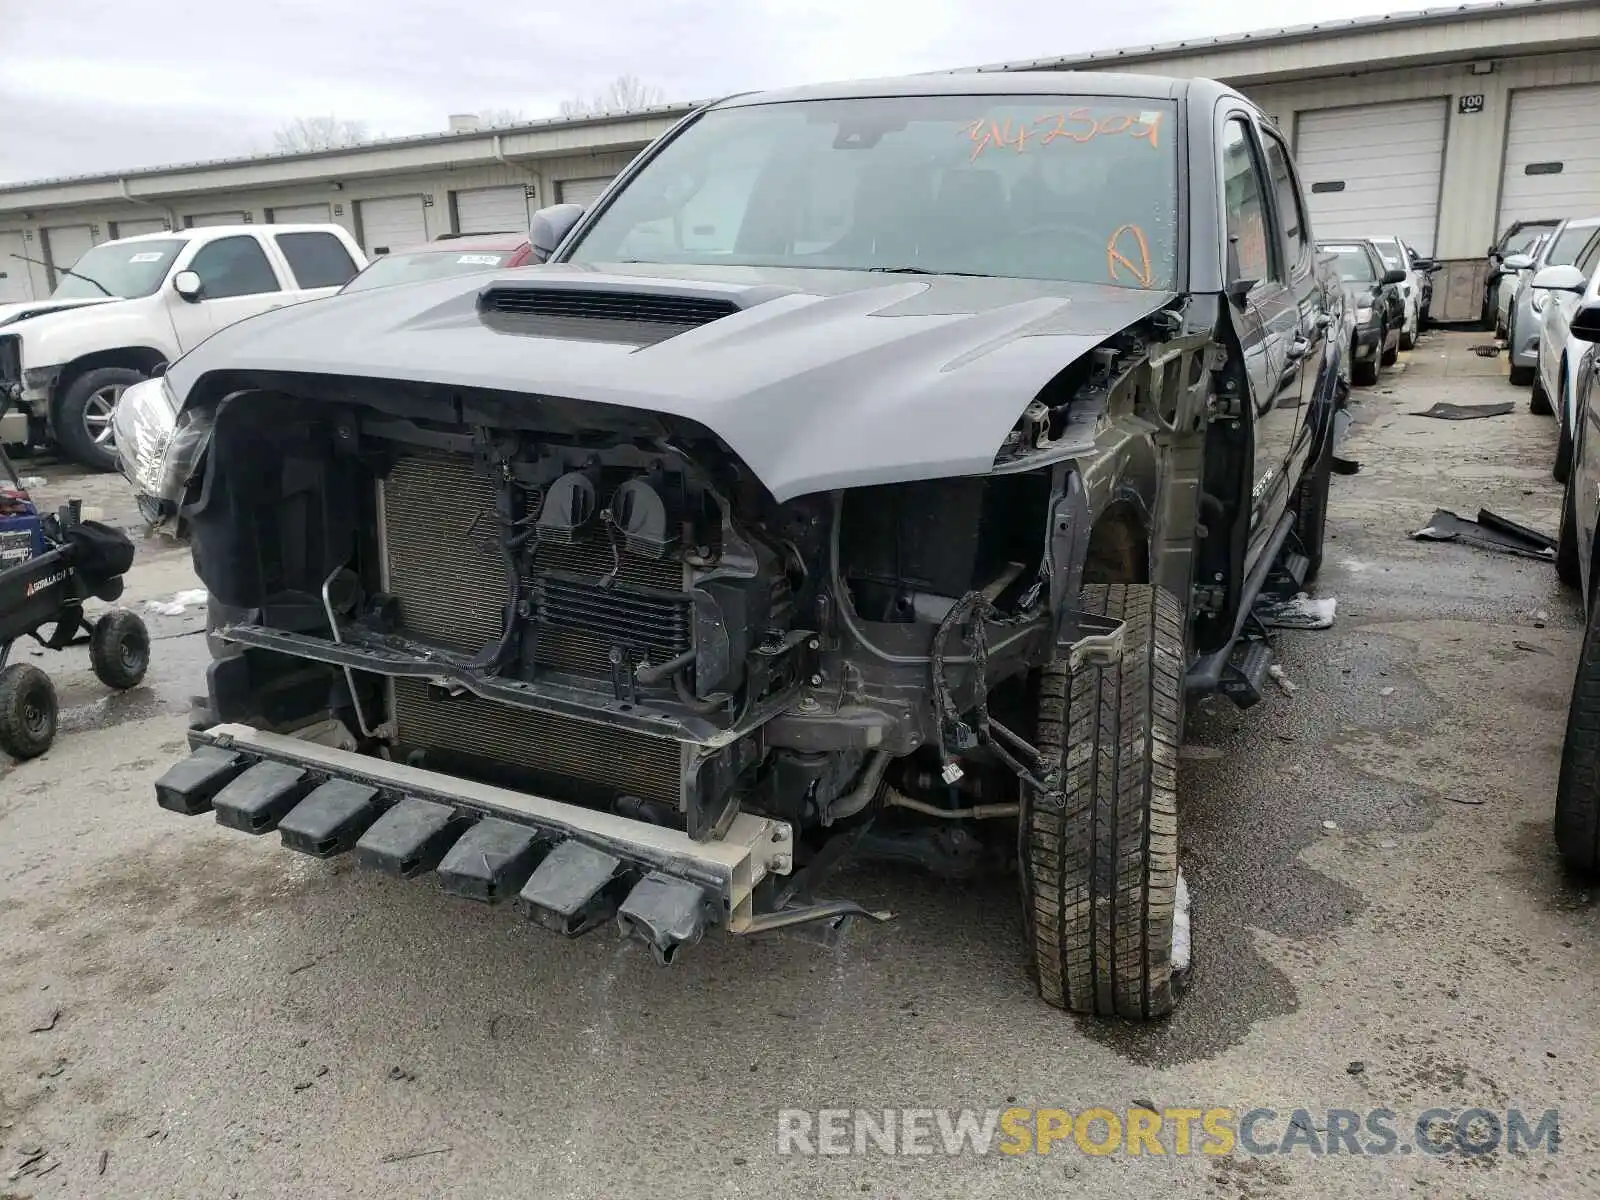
xmin=84 ymin=384 xmax=126 ymax=447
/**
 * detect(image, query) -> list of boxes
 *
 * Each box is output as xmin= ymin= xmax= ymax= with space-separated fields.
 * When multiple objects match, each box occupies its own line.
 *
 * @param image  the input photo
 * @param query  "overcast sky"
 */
xmin=0 ymin=0 xmax=1458 ymax=184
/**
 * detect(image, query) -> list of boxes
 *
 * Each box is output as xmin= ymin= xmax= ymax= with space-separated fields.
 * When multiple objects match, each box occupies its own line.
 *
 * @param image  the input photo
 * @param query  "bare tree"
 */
xmin=271 ymin=116 xmax=371 ymax=153
xmin=476 ymin=108 xmax=529 ymax=128
xmin=558 ymin=74 xmax=666 ymax=118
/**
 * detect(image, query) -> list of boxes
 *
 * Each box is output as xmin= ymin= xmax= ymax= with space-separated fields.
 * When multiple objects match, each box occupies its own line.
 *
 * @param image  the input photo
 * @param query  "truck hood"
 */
xmin=167 ymin=262 xmax=1177 ymax=502
xmin=0 ymin=296 xmax=123 ymax=330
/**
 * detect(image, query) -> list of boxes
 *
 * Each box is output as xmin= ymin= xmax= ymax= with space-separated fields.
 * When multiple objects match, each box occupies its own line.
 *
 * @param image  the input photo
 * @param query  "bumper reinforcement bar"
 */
xmin=156 ymin=723 xmax=794 ymax=956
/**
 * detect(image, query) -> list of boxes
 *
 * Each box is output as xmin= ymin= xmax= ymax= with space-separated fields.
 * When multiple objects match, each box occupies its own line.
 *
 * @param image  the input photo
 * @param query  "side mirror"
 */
xmin=1530 ymin=264 xmax=1587 ymax=293
xmin=172 ymin=270 xmax=202 ymax=302
xmin=1412 ymin=256 xmax=1435 ymax=272
xmin=1572 ymin=299 xmax=1600 ymax=344
xmin=528 ymin=203 xmax=586 ymax=264
xmin=1382 ymin=268 xmax=1406 ymax=285
xmin=1501 ymin=253 xmax=1535 ymax=273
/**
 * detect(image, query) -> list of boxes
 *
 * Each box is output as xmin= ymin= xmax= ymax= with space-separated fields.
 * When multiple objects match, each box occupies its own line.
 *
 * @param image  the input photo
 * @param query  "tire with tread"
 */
xmin=54 ymin=366 xmax=145 ymax=472
xmin=1556 ymin=589 xmax=1600 ymax=874
xmin=1509 ymin=362 xmax=1536 ymax=388
xmin=1380 ymin=330 xmax=1398 ymax=367
xmin=1352 ymin=346 xmax=1378 ymax=388
xmin=1025 ymin=583 xmax=1185 ymax=1020
xmin=90 ymin=609 xmax=150 ymax=690
xmin=0 ymin=663 xmax=58 ymax=761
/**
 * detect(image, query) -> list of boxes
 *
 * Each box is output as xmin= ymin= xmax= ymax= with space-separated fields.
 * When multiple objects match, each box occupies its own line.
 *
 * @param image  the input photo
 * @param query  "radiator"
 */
xmin=380 ymin=450 xmax=688 ymax=808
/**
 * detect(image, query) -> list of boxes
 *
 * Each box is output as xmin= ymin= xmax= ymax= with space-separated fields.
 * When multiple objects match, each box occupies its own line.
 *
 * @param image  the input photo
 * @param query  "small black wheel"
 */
xmin=0 ymin=663 xmax=58 ymax=760
xmin=90 ymin=609 xmax=150 ymax=690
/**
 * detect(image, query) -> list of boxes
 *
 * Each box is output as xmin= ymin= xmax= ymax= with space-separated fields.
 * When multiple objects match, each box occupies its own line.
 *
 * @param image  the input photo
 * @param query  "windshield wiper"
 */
xmin=7 ymin=251 xmax=115 ymax=299
xmin=866 ymin=266 xmax=992 ymax=278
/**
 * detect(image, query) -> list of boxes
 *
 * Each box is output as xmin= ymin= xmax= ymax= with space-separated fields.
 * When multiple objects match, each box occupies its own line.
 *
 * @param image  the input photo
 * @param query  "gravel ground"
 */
xmin=2 ymin=331 xmax=1597 ymax=1199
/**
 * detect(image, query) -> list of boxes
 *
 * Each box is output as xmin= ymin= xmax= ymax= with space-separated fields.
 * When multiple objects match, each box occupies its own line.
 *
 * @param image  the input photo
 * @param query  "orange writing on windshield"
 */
xmin=1106 ymin=223 xmax=1155 ymax=288
xmin=964 ymin=110 xmax=1163 ymax=159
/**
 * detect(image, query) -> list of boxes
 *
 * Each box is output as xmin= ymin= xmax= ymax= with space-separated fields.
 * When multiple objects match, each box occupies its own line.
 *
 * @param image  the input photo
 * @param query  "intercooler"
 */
xmin=379 ymin=451 xmax=689 ymax=808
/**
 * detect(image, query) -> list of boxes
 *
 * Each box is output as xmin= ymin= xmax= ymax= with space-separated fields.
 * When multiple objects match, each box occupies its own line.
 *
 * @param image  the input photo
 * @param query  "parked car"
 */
xmin=1551 ymin=294 xmax=1600 ymax=873
xmin=339 ymin=232 xmax=534 ymax=293
xmin=1318 ymin=239 xmax=1405 ymax=385
xmin=1495 ymin=232 xmax=1550 ymax=339
xmin=129 ymin=73 xmax=1346 ymax=1021
xmin=0 ymin=224 xmax=365 ymax=470
xmin=1485 ymin=217 xmax=1562 ymax=328
xmin=1506 ymin=218 xmax=1600 ymax=388
xmin=1529 ymin=229 xmax=1600 ymax=481
xmin=1363 ymin=234 xmax=1424 ymax=349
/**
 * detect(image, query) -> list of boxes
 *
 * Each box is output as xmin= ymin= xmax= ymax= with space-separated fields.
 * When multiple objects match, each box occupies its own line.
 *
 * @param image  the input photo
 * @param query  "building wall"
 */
xmin=1244 ymin=49 xmax=1600 ymax=258
xmin=0 ymin=148 xmax=647 ymax=300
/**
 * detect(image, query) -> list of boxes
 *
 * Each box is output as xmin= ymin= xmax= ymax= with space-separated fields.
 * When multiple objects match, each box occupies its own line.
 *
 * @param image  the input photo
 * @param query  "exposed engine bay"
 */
xmin=190 ymin=380 xmax=1088 ymax=865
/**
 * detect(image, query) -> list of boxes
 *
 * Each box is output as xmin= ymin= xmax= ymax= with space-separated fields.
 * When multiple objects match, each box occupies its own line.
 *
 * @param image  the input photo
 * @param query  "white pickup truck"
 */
xmin=0 ymin=224 xmax=366 ymax=470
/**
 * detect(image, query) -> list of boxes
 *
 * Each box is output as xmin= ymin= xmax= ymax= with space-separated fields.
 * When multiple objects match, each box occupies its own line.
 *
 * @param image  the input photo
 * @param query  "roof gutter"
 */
xmin=119 ymin=177 xmax=176 ymax=231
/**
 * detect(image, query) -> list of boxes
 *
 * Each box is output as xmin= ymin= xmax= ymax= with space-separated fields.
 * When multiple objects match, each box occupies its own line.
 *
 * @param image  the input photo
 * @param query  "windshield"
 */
xmin=342 ymin=248 xmax=520 ymax=293
xmin=1322 ymin=245 xmax=1375 ymax=282
xmin=1368 ymin=237 xmax=1403 ymax=268
xmin=1544 ymin=224 xmax=1597 ymax=267
xmin=48 ymin=239 xmax=184 ymax=299
xmin=1504 ymin=222 xmax=1559 ymax=254
xmin=567 ymin=95 xmax=1180 ymax=289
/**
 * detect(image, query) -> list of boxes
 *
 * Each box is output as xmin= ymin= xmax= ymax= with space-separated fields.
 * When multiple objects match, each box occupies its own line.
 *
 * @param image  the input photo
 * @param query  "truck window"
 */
xmin=1222 ymin=118 xmax=1280 ymax=286
xmin=1261 ymin=128 xmax=1311 ymax=277
xmin=274 ymin=231 xmax=359 ymax=289
xmin=188 ymin=236 xmax=281 ymax=299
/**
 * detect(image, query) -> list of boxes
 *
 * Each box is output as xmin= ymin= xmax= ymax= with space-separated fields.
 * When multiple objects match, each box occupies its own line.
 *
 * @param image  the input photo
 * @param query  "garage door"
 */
xmin=111 ymin=218 xmax=167 ymax=239
xmin=185 ymin=211 xmax=246 ymax=228
xmin=454 ymin=186 xmax=529 ymax=234
xmin=1498 ymin=84 xmax=1600 ymax=231
xmin=43 ymin=225 xmax=96 ymax=287
xmin=1295 ymin=99 xmax=1448 ymax=255
xmin=556 ymin=177 xmax=614 ymax=207
xmin=358 ymin=196 xmax=427 ymax=255
xmin=268 ymin=203 xmax=332 ymax=224
xmin=0 ymin=231 xmax=31 ymax=302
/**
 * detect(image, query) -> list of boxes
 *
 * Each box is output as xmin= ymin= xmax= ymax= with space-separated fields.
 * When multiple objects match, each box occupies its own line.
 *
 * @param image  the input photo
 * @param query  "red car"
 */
xmin=339 ymin=232 xmax=533 ymax=293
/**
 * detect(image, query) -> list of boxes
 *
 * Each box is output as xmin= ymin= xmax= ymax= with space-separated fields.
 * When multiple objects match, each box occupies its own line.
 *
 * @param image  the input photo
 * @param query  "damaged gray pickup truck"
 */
xmin=133 ymin=71 xmax=1342 ymax=1021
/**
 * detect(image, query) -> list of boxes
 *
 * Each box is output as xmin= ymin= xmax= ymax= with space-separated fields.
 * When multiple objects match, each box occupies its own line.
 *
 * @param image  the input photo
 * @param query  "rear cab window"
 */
xmin=273 ymin=232 xmax=360 ymax=289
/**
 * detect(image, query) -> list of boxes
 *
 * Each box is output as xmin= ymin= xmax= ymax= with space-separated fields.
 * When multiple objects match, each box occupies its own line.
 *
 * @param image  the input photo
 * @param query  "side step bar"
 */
xmin=153 ymin=723 xmax=793 ymax=958
xmin=1186 ymin=510 xmax=1295 ymax=699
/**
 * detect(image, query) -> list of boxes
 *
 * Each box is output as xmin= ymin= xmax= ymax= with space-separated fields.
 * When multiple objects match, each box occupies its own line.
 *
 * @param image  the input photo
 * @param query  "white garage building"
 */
xmin=1 ymin=0 xmax=1596 ymax=320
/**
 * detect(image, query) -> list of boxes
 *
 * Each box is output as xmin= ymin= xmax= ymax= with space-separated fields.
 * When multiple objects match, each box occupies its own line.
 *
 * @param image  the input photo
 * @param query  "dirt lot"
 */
xmin=2 ymin=331 xmax=1597 ymax=1199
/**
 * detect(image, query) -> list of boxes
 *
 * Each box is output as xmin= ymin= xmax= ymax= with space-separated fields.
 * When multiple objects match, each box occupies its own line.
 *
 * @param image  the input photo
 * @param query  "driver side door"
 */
xmin=165 ymin=234 xmax=288 ymax=353
xmin=1221 ymin=115 xmax=1300 ymax=531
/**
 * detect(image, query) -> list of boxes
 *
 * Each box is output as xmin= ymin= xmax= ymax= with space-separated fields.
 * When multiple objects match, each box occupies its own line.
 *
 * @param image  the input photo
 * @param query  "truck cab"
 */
xmin=0 ymin=224 xmax=366 ymax=469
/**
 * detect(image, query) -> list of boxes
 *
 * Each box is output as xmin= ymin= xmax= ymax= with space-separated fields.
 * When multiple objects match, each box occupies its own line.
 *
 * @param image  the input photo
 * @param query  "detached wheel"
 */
xmin=0 ymin=663 xmax=58 ymax=761
xmin=91 ymin=610 xmax=150 ymax=690
xmin=54 ymin=366 xmax=145 ymax=472
xmin=1531 ymin=374 xmax=1554 ymax=416
xmin=1556 ymin=589 xmax=1600 ymax=874
xmin=1024 ymin=583 xmax=1187 ymax=1019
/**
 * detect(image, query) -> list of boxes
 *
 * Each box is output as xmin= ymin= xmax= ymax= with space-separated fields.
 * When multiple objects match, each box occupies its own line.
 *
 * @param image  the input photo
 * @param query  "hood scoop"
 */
xmin=477 ymin=285 xmax=740 ymax=347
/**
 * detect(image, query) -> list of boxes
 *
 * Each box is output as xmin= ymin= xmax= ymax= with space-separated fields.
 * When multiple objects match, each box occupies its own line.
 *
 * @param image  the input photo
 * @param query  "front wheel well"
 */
xmin=1081 ymin=501 xmax=1150 ymax=586
xmin=49 ymin=348 xmax=167 ymax=420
